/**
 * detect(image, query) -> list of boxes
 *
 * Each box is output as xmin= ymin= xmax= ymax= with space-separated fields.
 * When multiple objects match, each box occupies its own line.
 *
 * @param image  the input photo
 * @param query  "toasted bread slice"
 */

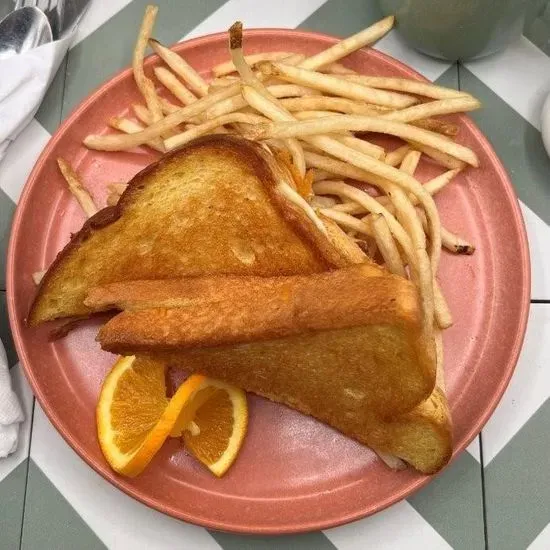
xmin=96 ymin=266 xmax=436 ymax=436
xmin=29 ymin=135 xmax=357 ymax=326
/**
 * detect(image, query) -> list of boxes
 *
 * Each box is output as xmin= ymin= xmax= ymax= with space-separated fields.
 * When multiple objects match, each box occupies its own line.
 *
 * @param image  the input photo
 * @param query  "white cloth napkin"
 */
xmin=0 ymin=339 xmax=23 ymax=457
xmin=0 ymin=31 xmax=75 ymax=162
xmin=0 ymin=32 xmax=77 ymax=455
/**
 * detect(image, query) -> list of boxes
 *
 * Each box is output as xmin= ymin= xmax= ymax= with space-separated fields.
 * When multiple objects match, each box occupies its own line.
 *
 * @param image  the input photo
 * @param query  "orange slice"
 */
xmin=180 ymin=378 xmax=248 ymax=477
xmin=96 ymin=356 xmax=247 ymax=478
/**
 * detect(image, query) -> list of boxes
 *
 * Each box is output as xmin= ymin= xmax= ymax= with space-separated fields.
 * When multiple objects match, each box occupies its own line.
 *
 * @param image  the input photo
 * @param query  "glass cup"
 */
xmin=378 ymin=0 xmax=528 ymax=61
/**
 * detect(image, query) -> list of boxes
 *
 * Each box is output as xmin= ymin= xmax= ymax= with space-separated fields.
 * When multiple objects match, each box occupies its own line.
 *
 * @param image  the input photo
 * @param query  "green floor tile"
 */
xmin=210 ymin=532 xmax=337 ymax=550
xmin=0 ymin=188 xmax=15 ymax=291
xmin=458 ymin=65 xmax=550 ymax=225
xmin=408 ymin=452 xmax=485 ymax=550
xmin=21 ymin=460 xmax=106 ymax=550
xmin=62 ymin=0 xmax=228 ymax=119
xmin=299 ymin=0 xmax=384 ymax=36
xmin=484 ymin=399 xmax=550 ymax=550
xmin=0 ymin=459 xmax=28 ymax=550
xmin=34 ymin=56 xmax=68 ymax=135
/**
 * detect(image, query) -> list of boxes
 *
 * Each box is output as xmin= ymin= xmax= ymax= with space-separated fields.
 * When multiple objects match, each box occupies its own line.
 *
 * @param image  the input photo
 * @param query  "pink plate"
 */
xmin=7 ymin=29 xmax=530 ymax=534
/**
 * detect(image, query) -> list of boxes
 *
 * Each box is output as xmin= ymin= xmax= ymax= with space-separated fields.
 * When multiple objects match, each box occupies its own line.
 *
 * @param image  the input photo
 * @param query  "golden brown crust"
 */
xmin=252 ymin=143 xmax=359 ymax=270
xmin=97 ymin=266 xmax=436 ymax=421
xmin=319 ymin=215 xmax=372 ymax=265
xmin=96 ymin=265 xmax=423 ymax=351
xmin=370 ymin=388 xmax=453 ymax=473
xmin=28 ymin=135 xmax=354 ymax=326
xmin=85 ymin=263 xmax=386 ymax=313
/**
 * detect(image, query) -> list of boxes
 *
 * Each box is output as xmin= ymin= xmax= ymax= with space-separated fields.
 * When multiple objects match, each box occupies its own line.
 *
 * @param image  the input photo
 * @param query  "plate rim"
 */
xmin=7 ymin=27 xmax=531 ymax=534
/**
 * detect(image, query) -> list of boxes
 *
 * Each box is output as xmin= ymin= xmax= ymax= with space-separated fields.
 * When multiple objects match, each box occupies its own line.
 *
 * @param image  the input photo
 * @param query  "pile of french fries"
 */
xmin=58 ymin=6 xmax=482 ymax=345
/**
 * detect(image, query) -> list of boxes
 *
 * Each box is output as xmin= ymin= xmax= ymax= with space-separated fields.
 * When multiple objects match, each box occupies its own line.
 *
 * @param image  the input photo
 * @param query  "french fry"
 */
xmin=279 ymin=96 xmax=387 ymax=116
xmin=412 ymin=118 xmax=458 ymax=137
xmin=279 ymin=97 xmax=459 ymax=136
xmin=265 ymin=84 xmax=322 ymax=97
xmin=259 ymin=62 xmax=418 ymax=109
xmin=159 ymin=98 xmax=204 ymax=125
xmin=434 ymin=329 xmax=445 ymax=390
xmin=333 ymin=193 xmax=472 ymax=257
xmin=294 ymin=110 xmax=353 ymax=121
xmin=132 ymin=103 xmax=154 ymax=125
xmin=299 ymin=16 xmax=394 ymax=70
xmin=384 ymin=145 xmax=410 ymax=167
xmin=440 ymin=228 xmax=475 ymax=255
xmin=371 ymin=214 xmax=406 ymax=277
xmin=106 ymin=182 xmax=128 ymax=205
xmin=312 ymin=168 xmax=335 ymax=182
xmin=133 ymin=6 xmax=163 ymax=147
xmin=230 ymin=23 xmax=306 ymax=177
xmin=206 ymin=84 xmax=322 ymax=118
xmin=331 ymin=135 xmax=385 ymax=160
xmin=301 ymin=136 xmax=444 ymax=270
xmin=423 ymin=168 xmax=461 ymax=195
xmin=32 ymin=270 xmax=46 ymax=285
xmin=158 ymin=97 xmax=182 ymax=114
xmin=313 ymin=180 xmax=415 ymax=265
xmin=278 ymin=180 xmax=328 ymax=235
xmin=57 ymin=158 xmax=98 ymax=218
xmin=310 ymin=195 xmax=339 ymax=208
xmin=132 ymin=105 xmax=187 ymax=137
xmin=331 ymin=168 xmax=459 ymax=212
xmin=409 ymin=140 xmax=466 ymax=170
xmin=249 ymin=115 xmax=479 ymax=166
xmin=304 ymin=149 xmax=440 ymax=271
xmin=399 ymin=150 xmax=421 ymax=175
xmin=319 ymin=207 xmax=374 ymax=237
xmin=108 ymin=117 xmax=164 ymax=152
xmin=149 ymin=38 xmax=209 ymax=96
xmin=208 ymin=75 xmax=241 ymax=92
xmin=331 ymin=201 xmax=364 ymax=215
xmin=154 ymin=66 xmax=198 ymax=105
xmin=342 ymin=74 xmax=472 ymax=100
xmin=241 ymin=85 xmax=306 ymax=176
xmin=212 ymin=51 xmax=294 ymax=77
xmin=164 ymin=112 xmax=267 ymax=150
xmin=205 ymin=95 xmax=248 ymax=118
xmin=386 ymin=182 xmax=426 ymax=250
xmin=379 ymin=96 xmax=481 ymax=124
xmin=263 ymin=138 xmax=288 ymax=152
xmin=434 ymin=284 xmax=453 ymax=329
xmin=415 ymin=248 xmax=435 ymax=334
xmin=397 ymin=159 xmax=450 ymax=329
xmin=84 ymin=50 xmax=311 ymax=150
xmin=322 ymin=62 xmax=357 ymax=75
xmin=416 ymin=207 xmax=474 ymax=254
xmin=242 ymin=73 xmax=441 ymax=258
xmin=84 ymin=83 xmax=244 ymax=150
xmin=106 ymin=192 xmax=121 ymax=206
xmin=107 ymin=182 xmax=128 ymax=195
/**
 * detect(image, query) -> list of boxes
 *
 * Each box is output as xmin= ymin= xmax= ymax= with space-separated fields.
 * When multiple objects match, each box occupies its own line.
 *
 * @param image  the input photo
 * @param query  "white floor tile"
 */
xmin=182 ymin=0 xmax=329 ymax=40
xmin=521 ymin=202 xmax=550 ymax=300
xmin=465 ymin=37 xmax=550 ymax=131
xmin=482 ymin=304 xmax=550 ymax=464
xmin=324 ymin=500 xmax=451 ymax=550
xmin=30 ymin=405 xmax=221 ymax=550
